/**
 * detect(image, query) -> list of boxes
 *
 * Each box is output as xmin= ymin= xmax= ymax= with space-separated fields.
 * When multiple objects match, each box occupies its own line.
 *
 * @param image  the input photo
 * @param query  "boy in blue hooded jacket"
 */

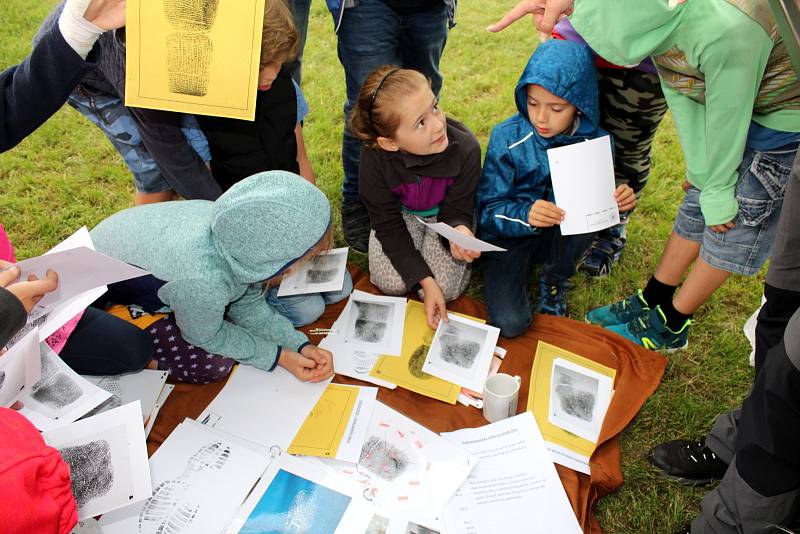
xmin=478 ymin=40 xmax=636 ymax=337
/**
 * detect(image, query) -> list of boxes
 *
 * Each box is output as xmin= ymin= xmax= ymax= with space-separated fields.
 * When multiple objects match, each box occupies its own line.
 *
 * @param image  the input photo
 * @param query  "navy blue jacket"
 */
xmin=477 ymin=39 xmax=606 ymax=240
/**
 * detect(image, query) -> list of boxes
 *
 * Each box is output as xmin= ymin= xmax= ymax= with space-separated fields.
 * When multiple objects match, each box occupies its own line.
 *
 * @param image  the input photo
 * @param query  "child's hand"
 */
xmin=709 ymin=221 xmax=736 ymax=233
xmin=278 ymin=349 xmax=327 ymax=382
xmin=614 ymin=184 xmax=637 ymax=212
xmin=300 ymin=344 xmax=334 ymax=382
xmin=528 ymin=200 xmax=564 ymax=227
xmin=0 ymin=261 xmax=59 ymax=313
xmin=420 ymin=277 xmax=447 ymax=330
xmin=450 ymin=225 xmax=481 ymax=263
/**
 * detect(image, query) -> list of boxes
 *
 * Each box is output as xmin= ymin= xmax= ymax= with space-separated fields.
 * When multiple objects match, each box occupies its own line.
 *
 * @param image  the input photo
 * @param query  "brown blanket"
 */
xmin=147 ymin=267 xmax=667 ymax=533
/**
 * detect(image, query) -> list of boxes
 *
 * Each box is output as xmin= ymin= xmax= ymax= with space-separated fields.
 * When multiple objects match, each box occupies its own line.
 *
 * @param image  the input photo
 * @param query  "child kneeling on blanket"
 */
xmin=478 ymin=40 xmax=636 ymax=337
xmin=90 ymin=171 xmax=335 ymax=384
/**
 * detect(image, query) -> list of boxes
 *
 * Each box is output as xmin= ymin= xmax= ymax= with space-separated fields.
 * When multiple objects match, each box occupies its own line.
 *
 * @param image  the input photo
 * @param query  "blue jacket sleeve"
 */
xmin=478 ymin=127 xmax=540 ymax=239
xmin=0 ymin=23 xmax=91 ymax=153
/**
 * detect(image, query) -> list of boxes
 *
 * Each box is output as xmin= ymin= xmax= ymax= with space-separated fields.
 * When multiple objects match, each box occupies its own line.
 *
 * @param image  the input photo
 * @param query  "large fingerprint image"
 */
xmin=60 ymin=440 xmax=114 ymax=508
xmin=163 ymin=0 xmax=220 ymax=96
xmin=552 ymin=365 xmax=599 ymax=423
xmin=138 ymin=441 xmax=231 ymax=534
xmin=358 ymin=436 xmax=410 ymax=481
xmin=304 ymin=255 xmax=340 ymax=285
xmin=31 ymin=349 xmax=82 ymax=409
xmin=352 ymin=302 xmax=392 ymax=344
xmin=437 ymin=323 xmax=485 ymax=369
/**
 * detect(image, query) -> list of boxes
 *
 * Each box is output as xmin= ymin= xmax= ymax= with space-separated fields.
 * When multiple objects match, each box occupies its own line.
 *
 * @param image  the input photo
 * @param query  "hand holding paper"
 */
xmin=0 ymin=260 xmax=59 ymax=313
xmin=614 ymin=183 xmax=637 ymax=212
xmin=449 ymin=225 xmax=482 ymax=262
xmin=421 ymin=276 xmax=448 ymax=330
xmin=528 ymin=199 xmax=565 ymax=228
xmin=415 ymin=217 xmax=507 ymax=252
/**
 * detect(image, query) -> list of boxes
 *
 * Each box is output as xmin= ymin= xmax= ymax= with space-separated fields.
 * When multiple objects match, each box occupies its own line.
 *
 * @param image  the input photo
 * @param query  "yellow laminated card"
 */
xmin=287 ymin=384 xmax=358 ymax=458
xmin=527 ymin=341 xmax=616 ymax=461
xmin=125 ymin=0 xmax=266 ymax=120
xmin=369 ymin=301 xmax=469 ymax=405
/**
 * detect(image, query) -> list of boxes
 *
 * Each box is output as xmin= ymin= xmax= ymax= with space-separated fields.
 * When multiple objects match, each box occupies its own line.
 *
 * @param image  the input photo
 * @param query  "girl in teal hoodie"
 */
xmin=90 ymin=171 xmax=335 ymax=383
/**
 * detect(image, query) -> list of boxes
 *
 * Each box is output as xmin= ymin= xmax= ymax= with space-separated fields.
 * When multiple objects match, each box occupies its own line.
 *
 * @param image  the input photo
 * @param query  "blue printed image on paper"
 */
xmin=240 ymin=469 xmax=351 ymax=534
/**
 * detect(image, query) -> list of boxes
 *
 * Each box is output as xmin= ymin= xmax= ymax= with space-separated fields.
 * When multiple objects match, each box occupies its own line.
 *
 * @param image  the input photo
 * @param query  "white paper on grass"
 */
xmin=322 ymin=401 xmax=477 ymax=514
xmin=339 ymin=290 xmax=406 ymax=357
xmin=224 ymin=453 xmax=371 ymax=534
xmin=276 ymin=247 xmax=349 ymax=297
xmin=145 ymin=383 xmax=175 ymax=438
xmin=441 ymin=412 xmax=582 ymax=534
xmin=547 ymin=135 xmax=620 ymax=236
xmin=548 ymin=357 xmax=614 ymax=444
xmin=0 ymin=328 xmax=41 ymax=407
xmin=43 ymin=401 xmax=152 ymax=520
xmin=415 ymin=217 xmax=507 ymax=252
xmin=83 ymin=369 xmax=169 ymax=421
xmin=100 ymin=420 xmax=270 ymax=534
xmin=320 ymin=332 xmax=396 ymax=389
xmin=335 ymin=385 xmax=379 ymax=464
xmin=12 ymin=245 xmax=148 ymax=310
xmin=422 ymin=313 xmax=501 ymax=393
xmin=197 ymin=364 xmax=331 ymax=451
xmin=19 ymin=343 xmax=112 ymax=431
xmin=5 ymin=227 xmax=108 ymax=349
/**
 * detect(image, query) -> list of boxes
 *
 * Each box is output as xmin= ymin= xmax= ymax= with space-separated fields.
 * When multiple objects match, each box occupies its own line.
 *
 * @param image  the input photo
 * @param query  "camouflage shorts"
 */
xmin=598 ymin=68 xmax=668 ymax=195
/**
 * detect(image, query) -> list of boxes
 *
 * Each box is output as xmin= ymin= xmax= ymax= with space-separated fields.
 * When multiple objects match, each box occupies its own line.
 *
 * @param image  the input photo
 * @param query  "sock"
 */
xmin=641 ymin=276 xmax=677 ymax=308
xmin=659 ymin=300 xmax=692 ymax=331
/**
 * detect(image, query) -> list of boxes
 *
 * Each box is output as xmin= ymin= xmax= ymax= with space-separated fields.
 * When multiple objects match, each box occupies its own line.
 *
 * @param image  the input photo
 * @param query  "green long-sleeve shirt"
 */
xmin=571 ymin=0 xmax=800 ymax=225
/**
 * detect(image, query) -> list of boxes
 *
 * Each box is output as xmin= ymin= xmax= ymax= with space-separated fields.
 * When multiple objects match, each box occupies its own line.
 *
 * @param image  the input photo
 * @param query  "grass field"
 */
xmin=0 ymin=1 xmax=765 ymax=532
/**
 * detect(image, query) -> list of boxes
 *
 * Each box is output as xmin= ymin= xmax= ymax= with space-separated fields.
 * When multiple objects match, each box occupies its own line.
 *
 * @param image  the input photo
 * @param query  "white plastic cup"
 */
xmin=482 ymin=373 xmax=522 ymax=423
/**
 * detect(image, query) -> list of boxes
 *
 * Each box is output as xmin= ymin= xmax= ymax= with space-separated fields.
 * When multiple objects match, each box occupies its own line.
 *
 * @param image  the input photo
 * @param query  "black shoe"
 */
xmin=648 ymin=438 xmax=728 ymax=486
xmin=674 ymin=526 xmax=691 ymax=534
xmin=341 ymin=198 xmax=370 ymax=253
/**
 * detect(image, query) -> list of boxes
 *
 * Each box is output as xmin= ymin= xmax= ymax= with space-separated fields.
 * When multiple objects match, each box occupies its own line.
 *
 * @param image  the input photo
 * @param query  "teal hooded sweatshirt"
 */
xmin=91 ymin=171 xmax=331 ymax=371
xmin=570 ymin=0 xmax=800 ymax=226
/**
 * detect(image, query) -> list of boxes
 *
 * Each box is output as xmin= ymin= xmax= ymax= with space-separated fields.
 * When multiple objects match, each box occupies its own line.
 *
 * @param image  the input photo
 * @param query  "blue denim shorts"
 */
xmin=673 ymin=144 xmax=798 ymax=275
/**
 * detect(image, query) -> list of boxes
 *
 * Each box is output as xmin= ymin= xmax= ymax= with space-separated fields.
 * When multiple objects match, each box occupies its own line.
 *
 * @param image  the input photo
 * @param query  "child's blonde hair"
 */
xmin=261 ymin=0 xmax=300 ymax=66
xmin=348 ymin=66 xmax=430 ymax=150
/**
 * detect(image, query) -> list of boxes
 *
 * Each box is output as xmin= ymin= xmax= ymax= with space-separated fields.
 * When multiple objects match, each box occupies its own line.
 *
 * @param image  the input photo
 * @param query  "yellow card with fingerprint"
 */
xmin=287 ymin=384 xmax=359 ymax=458
xmin=369 ymin=301 xmax=466 ymax=405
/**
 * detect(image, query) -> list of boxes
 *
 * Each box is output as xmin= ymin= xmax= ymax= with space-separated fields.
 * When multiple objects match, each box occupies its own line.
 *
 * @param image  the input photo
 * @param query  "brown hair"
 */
xmin=261 ymin=0 xmax=300 ymax=66
xmin=348 ymin=66 xmax=430 ymax=150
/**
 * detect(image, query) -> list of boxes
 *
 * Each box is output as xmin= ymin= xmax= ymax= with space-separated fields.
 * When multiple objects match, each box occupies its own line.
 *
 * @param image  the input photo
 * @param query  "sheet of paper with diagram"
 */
xmin=82 ymin=369 xmax=169 ymax=421
xmin=547 ymin=135 xmax=620 ymax=236
xmin=527 ymin=341 xmax=616 ymax=474
xmin=125 ymin=0 xmax=267 ymax=120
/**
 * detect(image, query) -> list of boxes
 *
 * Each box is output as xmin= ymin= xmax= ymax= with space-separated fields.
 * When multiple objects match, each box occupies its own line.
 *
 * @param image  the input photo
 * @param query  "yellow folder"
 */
xmin=287 ymin=384 xmax=359 ymax=458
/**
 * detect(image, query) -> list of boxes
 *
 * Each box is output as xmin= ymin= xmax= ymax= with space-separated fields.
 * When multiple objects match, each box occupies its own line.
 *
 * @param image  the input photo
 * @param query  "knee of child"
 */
xmin=118 ymin=324 xmax=156 ymax=372
xmin=323 ymin=271 xmax=354 ymax=306
xmin=370 ymin=274 xmax=407 ymax=296
xmin=493 ymin=314 xmax=531 ymax=339
xmin=290 ymin=296 xmax=327 ymax=327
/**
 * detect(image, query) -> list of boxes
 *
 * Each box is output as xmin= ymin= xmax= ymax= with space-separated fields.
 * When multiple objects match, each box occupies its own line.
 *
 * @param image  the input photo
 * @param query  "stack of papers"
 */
xmin=82 ymin=368 xmax=170 ymax=422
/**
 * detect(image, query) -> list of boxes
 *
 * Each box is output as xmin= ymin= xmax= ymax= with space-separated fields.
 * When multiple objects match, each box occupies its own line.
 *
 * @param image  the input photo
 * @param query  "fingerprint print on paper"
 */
xmin=163 ymin=0 xmax=220 ymax=96
xmin=437 ymin=323 xmax=484 ymax=370
xmin=138 ymin=441 xmax=231 ymax=534
xmin=359 ymin=436 xmax=410 ymax=482
xmin=553 ymin=365 xmax=599 ymax=423
xmin=60 ymin=440 xmax=115 ymax=508
xmin=352 ymin=302 xmax=392 ymax=344
xmin=31 ymin=348 xmax=82 ymax=409
xmin=305 ymin=255 xmax=340 ymax=285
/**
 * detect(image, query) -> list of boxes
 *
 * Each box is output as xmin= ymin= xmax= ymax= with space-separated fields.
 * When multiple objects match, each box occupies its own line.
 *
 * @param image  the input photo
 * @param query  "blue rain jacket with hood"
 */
xmin=478 ymin=39 xmax=607 ymax=240
xmin=91 ymin=171 xmax=331 ymax=371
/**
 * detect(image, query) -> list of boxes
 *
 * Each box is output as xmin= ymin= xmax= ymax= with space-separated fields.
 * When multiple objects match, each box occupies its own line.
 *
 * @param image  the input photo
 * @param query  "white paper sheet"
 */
xmin=547 ymin=135 xmax=620 ymax=236
xmin=441 ymin=412 xmax=582 ymax=534
xmin=5 ymin=227 xmax=108 ymax=349
xmin=100 ymin=420 xmax=270 ymax=534
xmin=197 ymin=364 xmax=331 ymax=451
xmin=277 ymin=247 xmax=349 ymax=297
xmin=319 ymin=334 xmax=397 ymax=389
xmin=323 ymin=401 xmax=477 ymax=514
xmin=225 ymin=454 xmax=369 ymax=534
xmin=338 ymin=290 xmax=406 ymax=357
xmin=0 ymin=328 xmax=41 ymax=407
xmin=11 ymin=245 xmax=148 ymax=310
xmin=422 ymin=314 xmax=500 ymax=393
xmin=43 ymin=401 xmax=152 ymax=520
xmin=145 ymin=383 xmax=175 ymax=438
xmin=415 ymin=218 xmax=507 ymax=252
xmin=548 ymin=357 xmax=614 ymax=443
xmin=19 ymin=343 xmax=111 ymax=430
xmin=334 ymin=386 xmax=379 ymax=464
xmin=83 ymin=369 xmax=169 ymax=421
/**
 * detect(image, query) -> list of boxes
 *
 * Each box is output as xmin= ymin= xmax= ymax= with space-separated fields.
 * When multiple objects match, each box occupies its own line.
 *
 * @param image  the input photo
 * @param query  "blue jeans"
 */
xmin=286 ymin=0 xmax=312 ymax=85
xmin=266 ymin=270 xmax=354 ymax=327
xmin=68 ymin=89 xmax=211 ymax=193
xmin=482 ymin=229 xmax=595 ymax=337
xmin=337 ymin=0 xmax=449 ymax=200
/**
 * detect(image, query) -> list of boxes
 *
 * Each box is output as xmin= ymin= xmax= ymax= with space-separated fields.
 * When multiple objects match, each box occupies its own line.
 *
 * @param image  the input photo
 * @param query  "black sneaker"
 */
xmin=674 ymin=526 xmax=691 ymax=534
xmin=341 ymin=198 xmax=371 ymax=253
xmin=648 ymin=438 xmax=728 ymax=486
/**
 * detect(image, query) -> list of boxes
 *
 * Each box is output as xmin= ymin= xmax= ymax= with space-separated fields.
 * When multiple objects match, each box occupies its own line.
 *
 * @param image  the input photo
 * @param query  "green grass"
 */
xmin=0 ymin=2 xmax=763 ymax=532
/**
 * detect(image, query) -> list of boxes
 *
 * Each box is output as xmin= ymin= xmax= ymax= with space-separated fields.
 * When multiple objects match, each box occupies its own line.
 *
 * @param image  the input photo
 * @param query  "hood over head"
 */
xmin=514 ymin=39 xmax=601 ymax=142
xmin=211 ymin=171 xmax=331 ymax=284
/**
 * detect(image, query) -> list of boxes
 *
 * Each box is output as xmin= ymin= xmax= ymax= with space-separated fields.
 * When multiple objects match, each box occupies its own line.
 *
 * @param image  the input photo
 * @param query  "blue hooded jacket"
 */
xmin=477 ymin=39 xmax=607 ymax=240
